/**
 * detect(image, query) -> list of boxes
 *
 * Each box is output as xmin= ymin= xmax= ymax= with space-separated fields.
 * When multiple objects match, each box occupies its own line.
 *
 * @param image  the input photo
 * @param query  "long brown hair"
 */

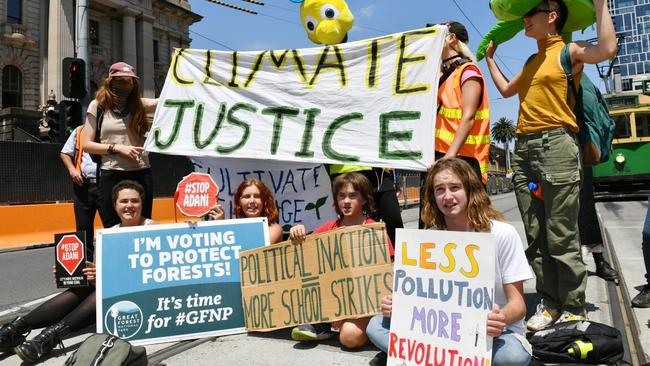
xmin=421 ymin=158 xmax=504 ymax=232
xmin=233 ymin=179 xmax=279 ymax=224
xmin=331 ymin=172 xmax=375 ymax=217
xmin=95 ymin=76 xmax=148 ymax=141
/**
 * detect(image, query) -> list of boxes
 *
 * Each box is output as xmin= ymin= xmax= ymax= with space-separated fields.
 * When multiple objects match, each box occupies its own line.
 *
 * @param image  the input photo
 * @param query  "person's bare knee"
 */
xmin=339 ymin=319 xmax=370 ymax=349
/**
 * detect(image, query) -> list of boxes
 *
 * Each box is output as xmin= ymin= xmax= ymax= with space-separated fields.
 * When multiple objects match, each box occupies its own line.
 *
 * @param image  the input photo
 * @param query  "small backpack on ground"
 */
xmin=64 ymin=333 xmax=147 ymax=366
xmin=527 ymin=320 xmax=624 ymax=364
xmin=560 ymin=44 xmax=616 ymax=166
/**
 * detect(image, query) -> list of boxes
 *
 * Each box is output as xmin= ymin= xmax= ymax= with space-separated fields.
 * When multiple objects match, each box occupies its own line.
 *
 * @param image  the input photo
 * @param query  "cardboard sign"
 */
xmin=54 ymin=232 xmax=88 ymax=288
xmin=240 ymin=223 xmax=393 ymax=331
xmin=191 ymin=157 xmax=337 ymax=233
xmin=96 ymin=218 xmax=268 ymax=345
xmin=144 ymin=26 xmax=447 ymax=171
xmin=388 ymin=229 xmax=496 ymax=366
xmin=175 ymin=172 xmax=219 ymax=217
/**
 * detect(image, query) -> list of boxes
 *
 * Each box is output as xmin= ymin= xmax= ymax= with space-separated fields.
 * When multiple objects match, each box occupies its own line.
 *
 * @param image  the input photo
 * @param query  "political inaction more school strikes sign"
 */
xmin=240 ymin=223 xmax=393 ymax=331
xmin=389 ymin=229 xmax=496 ymax=366
xmin=96 ymin=218 xmax=268 ymax=345
xmin=192 ymin=157 xmax=337 ymax=233
xmin=143 ymin=26 xmax=446 ymax=171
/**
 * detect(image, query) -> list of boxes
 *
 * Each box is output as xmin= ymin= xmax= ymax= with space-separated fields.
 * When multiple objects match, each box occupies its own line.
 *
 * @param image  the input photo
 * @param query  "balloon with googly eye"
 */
xmin=290 ymin=0 xmax=354 ymax=45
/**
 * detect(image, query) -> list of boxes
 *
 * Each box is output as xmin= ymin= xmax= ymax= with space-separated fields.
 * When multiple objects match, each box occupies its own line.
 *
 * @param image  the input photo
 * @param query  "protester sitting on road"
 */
xmin=434 ymin=21 xmax=490 ymax=185
xmin=0 ymin=180 xmax=154 ymax=363
xmin=82 ymin=62 xmax=158 ymax=228
xmin=206 ymin=178 xmax=283 ymax=244
xmin=632 ymin=195 xmax=650 ymax=308
xmin=366 ymin=158 xmax=533 ymax=365
xmin=484 ymin=0 xmax=617 ymax=329
xmin=289 ymin=172 xmax=394 ymax=349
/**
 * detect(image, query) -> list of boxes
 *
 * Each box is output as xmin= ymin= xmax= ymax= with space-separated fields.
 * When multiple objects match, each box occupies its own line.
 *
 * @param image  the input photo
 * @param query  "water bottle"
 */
xmin=567 ymin=339 xmax=594 ymax=360
xmin=528 ymin=181 xmax=543 ymax=200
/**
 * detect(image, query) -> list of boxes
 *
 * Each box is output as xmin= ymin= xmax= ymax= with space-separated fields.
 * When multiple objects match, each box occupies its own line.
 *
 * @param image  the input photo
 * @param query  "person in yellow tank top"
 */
xmin=484 ymin=0 xmax=616 ymax=330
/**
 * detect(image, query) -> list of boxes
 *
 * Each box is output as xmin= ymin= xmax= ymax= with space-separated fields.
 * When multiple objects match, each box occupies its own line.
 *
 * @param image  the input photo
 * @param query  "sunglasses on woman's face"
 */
xmin=524 ymin=7 xmax=553 ymax=17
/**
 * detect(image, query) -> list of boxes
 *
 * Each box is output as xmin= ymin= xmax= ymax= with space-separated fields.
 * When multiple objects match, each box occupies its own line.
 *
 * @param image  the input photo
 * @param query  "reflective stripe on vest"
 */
xmin=436 ymin=62 xmax=491 ymax=183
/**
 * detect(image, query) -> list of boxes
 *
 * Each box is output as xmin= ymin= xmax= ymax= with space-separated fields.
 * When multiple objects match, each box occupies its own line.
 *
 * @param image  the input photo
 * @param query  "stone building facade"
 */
xmin=0 ymin=0 xmax=201 ymax=110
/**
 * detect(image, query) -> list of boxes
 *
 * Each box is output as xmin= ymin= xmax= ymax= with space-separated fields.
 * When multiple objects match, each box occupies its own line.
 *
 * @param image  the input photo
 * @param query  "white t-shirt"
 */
xmin=490 ymin=219 xmax=533 ymax=335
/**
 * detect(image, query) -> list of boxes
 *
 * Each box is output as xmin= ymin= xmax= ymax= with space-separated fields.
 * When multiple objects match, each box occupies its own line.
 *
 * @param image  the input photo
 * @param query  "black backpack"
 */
xmin=527 ymin=320 xmax=624 ymax=364
xmin=64 ymin=334 xmax=147 ymax=366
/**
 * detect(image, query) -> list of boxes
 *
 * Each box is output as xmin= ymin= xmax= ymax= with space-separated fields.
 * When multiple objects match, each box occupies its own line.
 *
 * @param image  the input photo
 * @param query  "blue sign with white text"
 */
xmin=96 ymin=218 xmax=268 ymax=345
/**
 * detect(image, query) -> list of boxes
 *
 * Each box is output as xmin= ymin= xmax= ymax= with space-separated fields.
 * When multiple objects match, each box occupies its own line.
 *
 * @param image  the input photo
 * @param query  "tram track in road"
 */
xmin=599 ymin=208 xmax=647 ymax=366
xmin=146 ymin=336 xmax=216 ymax=366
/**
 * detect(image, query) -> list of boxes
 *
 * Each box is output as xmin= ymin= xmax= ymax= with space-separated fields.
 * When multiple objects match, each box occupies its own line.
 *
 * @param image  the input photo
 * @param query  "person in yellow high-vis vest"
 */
xmin=327 ymin=164 xmax=403 ymax=244
xmin=435 ymin=21 xmax=490 ymax=185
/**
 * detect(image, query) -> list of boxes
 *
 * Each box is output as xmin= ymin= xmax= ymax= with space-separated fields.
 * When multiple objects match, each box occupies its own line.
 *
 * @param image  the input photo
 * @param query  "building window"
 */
xmin=90 ymin=20 xmax=99 ymax=46
xmin=153 ymin=40 xmax=159 ymax=63
xmin=7 ymin=0 xmax=22 ymax=24
xmin=2 ymin=65 xmax=23 ymax=108
xmin=622 ymin=78 xmax=632 ymax=91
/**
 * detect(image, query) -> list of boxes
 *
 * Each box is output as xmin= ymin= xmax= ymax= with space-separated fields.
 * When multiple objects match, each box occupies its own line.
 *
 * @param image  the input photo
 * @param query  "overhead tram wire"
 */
xmin=450 ymin=0 xmax=515 ymax=78
xmin=205 ymin=0 xmax=261 ymax=15
xmin=189 ymin=29 xmax=235 ymax=51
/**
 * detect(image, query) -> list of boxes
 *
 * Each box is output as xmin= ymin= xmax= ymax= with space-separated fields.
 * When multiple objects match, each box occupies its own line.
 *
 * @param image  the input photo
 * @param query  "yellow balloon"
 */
xmin=300 ymin=0 xmax=354 ymax=45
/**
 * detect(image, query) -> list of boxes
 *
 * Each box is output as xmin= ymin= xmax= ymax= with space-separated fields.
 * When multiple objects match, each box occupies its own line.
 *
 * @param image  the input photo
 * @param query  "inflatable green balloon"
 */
xmin=477 ymin=0 xmax=596 ymax=61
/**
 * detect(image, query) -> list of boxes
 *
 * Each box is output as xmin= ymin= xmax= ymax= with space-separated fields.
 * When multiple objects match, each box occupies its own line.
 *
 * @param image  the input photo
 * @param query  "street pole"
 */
xmin=76 ymin=0 xmax=90 ymax=114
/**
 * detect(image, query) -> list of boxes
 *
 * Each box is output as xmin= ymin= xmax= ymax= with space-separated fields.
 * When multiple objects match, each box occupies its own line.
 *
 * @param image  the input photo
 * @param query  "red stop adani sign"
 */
xmin=56 ymin=234 xmax=85 ymax=275
xmin=175 ymin=172 xmax=219 ymax=217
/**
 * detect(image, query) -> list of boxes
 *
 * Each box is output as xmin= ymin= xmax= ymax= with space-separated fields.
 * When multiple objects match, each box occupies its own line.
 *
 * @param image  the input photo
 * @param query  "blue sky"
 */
xmin=186 ymin=0 xmax=605 ymax=144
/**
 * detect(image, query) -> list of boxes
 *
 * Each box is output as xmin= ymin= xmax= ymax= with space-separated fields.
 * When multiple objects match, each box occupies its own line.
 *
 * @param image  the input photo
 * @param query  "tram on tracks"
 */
xmin=593 ymin=94 xmax=650 ymax=198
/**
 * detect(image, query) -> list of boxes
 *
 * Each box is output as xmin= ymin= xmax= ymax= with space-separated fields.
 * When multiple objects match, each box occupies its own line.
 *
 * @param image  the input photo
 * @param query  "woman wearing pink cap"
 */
xmin=81 ymin=61 xmax=158 ymax=228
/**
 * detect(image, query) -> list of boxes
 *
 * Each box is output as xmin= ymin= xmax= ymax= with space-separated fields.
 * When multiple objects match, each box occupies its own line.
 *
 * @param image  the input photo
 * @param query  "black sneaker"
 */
xmin=291 ymin=323 xmax=333 ymax=341
xmin=632 ymin=285 xmax=650 ymax=308
xmin=15 ymin=322 xmax=69 ymax=363
xmin=0 ymin=317 xmax=30 ymax=353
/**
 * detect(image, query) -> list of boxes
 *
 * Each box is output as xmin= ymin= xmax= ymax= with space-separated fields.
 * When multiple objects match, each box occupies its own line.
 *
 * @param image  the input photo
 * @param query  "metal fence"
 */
xmin=0 ymin=141 xmax=193 ymax=204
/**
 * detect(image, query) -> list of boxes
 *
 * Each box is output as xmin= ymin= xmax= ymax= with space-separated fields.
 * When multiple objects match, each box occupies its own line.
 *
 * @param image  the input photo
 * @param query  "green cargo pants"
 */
xmin=512 ymin=127 xmax=586 ymax=312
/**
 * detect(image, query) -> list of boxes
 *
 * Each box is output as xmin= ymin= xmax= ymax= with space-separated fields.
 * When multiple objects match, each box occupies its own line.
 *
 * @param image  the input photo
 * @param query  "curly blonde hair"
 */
xmin=421 ymin=158 xmax=503 ymax=232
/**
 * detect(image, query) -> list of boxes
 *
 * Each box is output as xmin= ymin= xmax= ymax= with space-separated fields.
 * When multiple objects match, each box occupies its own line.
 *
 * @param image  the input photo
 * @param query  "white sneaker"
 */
xmin=557 ymin=309 xmax=587 ymax=323
xmin=527 ymin=300 xmax=560 ymax=331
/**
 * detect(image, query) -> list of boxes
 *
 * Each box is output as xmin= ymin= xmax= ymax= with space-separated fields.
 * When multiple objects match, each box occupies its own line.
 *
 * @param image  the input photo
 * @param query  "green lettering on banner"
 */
xmin=261 ymin=106 xmax=300 ymax=155
xmin=240 ymin=224 xmax=393 ymax=331
xmin=294 ymin=108 xmax=320 ymax=158
xmin=153 ymin=99 xmax=195 ymax=149
xmin=242 ymin=291 xmax=276 ymax=329
xmin=193 ymin=102 xmax=226 ymax=149
xmin=309 ymin=45 xmax=347 ymax=88
xmin=216 ymin=102 xmax=255 ymax=154
xmin=322 ymin=112 xmax=363 ymax=162
xmin=379 ymin=111 xmax=422 ymax=160
xmin=291 ymin=50 xmax=308 ymax=84
xmin=395 ymin=29 xmax=437 ymax=95
xmin=171 ymin=49 xmax=194 ymax=86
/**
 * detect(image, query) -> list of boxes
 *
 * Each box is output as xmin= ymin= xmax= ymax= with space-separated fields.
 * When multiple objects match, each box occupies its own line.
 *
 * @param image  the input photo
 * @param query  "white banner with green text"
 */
xmin=144 ymin=26 xmax=445 ymax=171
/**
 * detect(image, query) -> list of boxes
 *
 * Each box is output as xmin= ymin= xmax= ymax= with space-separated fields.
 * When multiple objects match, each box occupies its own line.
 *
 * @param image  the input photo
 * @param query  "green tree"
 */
xmin=491 ymin=117 xmax=516 ymax=171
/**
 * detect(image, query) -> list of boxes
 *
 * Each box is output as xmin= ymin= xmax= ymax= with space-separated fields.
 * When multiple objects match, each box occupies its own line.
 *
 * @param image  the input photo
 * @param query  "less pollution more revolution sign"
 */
xmin=389 ymin=229 xmax=496 ymax=366
xmin=144 ymin=26 xmax=446 ymax=171
xmin=96 ymin=218 xmax=268 ymax=345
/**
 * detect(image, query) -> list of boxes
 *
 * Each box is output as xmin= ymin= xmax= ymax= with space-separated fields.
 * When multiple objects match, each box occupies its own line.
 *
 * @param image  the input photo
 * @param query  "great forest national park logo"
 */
xmin=104 ymin=301 xmax=143 ymax=339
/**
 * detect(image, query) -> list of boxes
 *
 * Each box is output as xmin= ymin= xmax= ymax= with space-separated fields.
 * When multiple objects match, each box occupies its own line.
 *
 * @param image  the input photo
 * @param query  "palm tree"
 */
xmin=491 ymin=117 xmax=516 ymax=171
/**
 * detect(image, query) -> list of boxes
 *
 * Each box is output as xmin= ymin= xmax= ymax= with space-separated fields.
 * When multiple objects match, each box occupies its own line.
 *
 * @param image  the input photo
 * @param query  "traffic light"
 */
xmin=46 ymin=101 xmax=82 ymax=142
xmin=46 ymin=103 xmax=64 ymax=142
xmin=62 ymin=100 xmax=83 ymax=135
xmin=62 ymin=58 xmax=86 ymax=99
